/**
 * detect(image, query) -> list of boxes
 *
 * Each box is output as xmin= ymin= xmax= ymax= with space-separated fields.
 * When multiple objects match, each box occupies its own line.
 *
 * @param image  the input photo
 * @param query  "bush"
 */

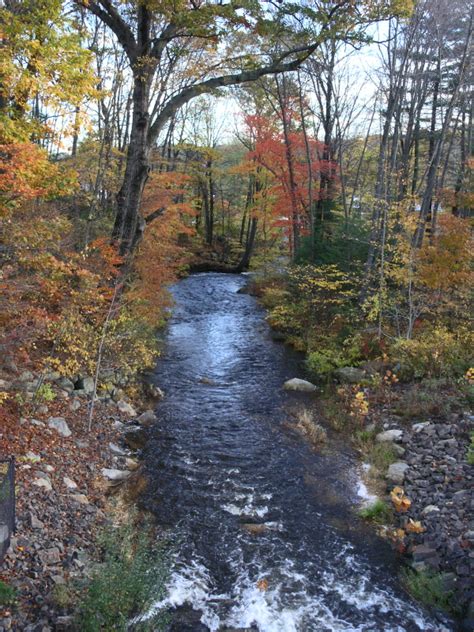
xmin=392 ymin=327 xmax=473 ymax=381
xmin=76 ymin=521 xmax=169 ymax=632
xmin=401 ymin=569 xmax=457 ymax=614
xmin=392 ymin=379 xmax=464 ymax=419
xmin=358 ymin=499 xmax=391 ymax=523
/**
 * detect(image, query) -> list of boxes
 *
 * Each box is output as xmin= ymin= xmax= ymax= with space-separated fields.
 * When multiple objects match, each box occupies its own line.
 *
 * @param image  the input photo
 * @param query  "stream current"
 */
xmin=142 ymin=273 xmax=445 ymax=631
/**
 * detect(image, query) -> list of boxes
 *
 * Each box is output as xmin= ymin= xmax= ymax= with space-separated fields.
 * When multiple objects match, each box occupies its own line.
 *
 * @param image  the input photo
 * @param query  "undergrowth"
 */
xmin=75 ymin=519 xmax=170 ymax=632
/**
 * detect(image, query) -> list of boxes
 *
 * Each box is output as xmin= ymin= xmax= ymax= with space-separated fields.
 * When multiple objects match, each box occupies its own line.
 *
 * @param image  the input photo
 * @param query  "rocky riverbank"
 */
xmin=384 ymin=415 xmax=474 ymax=629
xmin=0 ymin=371 xmax=161 ymax=631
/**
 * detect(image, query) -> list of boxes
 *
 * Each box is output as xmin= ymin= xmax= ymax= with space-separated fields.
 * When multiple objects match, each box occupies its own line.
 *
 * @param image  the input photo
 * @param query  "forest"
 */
xmin=0 ymin=0 xmax=473 ymax=630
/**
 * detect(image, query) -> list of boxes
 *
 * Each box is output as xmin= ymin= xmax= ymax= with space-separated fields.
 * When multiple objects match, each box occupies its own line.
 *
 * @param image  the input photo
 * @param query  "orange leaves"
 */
xmin=390 ymin=487 xmax=412 ymax=513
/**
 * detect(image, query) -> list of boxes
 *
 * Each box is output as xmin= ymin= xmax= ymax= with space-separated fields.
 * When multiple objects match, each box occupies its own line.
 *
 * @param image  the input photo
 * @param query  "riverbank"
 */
xmin=0 ymin=371 xmax=164 ymax=630
xmin=246 ymin=271 xmax=473 ymax=629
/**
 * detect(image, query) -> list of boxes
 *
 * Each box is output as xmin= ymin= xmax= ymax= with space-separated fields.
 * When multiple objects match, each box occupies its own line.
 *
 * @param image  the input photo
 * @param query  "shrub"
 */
xmin=76 ymin=521 xmax=169 ymax=632
xmin=392 ymin=379 xmax=464 ymax=419
xmin=358 ymin=499 xmax=391 ymax=523
xmin=367 ymin=442 xmax=398 ymax=473
xmin=392 ymin=327 xmax=473 ymax=381
xmin=467 ymin=432 xmax=474 ymax=466
xmin=401 ymin=569 xmax=457 ymax=614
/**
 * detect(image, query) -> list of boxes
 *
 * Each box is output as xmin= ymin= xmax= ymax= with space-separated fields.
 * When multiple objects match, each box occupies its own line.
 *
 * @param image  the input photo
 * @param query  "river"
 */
xmin=141 ymin=273 xmax=444 ymax=632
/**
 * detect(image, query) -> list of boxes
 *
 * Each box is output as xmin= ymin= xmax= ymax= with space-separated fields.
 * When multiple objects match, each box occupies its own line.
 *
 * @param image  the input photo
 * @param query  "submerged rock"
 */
xmin=136 ymin=409 xmax=157 ymax=427
xmin=283 ymin=378 xmax=318 ymax=393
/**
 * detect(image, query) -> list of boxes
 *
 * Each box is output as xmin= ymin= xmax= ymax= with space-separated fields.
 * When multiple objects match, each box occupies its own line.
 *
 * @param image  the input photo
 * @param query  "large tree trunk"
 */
xmin=112 ymin=70 xmax=152 ymax=254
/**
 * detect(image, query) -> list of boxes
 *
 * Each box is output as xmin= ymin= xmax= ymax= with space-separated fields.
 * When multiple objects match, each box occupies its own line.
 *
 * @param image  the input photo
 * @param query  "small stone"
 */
xmin=101 ymin=468 xmax=131 ymax=482
xmin=109 ymin=442 xmax=129 ymax=456
xmin=63 ymin=477 xmax=78 ymax=490
xmin=376 ymin=429 xmax=403 ymax=443
xmin=421 ymin=505 xmax=440 ymax=516
xmin=30 ymin=515 xmax=44 ymax=529
xmin=25 ymin=451 xmax=41 ymax=462
xmin=144 ymin=383 xmax=164 ymax=400
xmin=412 ymin=422 xmax=433 ymax=433
xmin=125 ymin=458 xmax=139 ymax=471
xmin=33 ymin=477 xmax=52 ymax=492
xmin=71 ymin=494 xmax=89 ymax=505
xmin=56 ymin=376 xmax=74 ymax=392
xmin=136 ymin=410 xmax=157 ymax=427
xmin=39 ymin=547 xmax=61 ymax=565
xmin=387 ymin=462 xmax=409 ymax=484
xmin=69 ymin=399 xmax=81 ymax=411
xmin=283 ymin=378 xmax=318 ymax=393
xmin=47 ymin=416 xmax=71 ymax=437
xmin=116 ymin=400 xmax=137 ymax=417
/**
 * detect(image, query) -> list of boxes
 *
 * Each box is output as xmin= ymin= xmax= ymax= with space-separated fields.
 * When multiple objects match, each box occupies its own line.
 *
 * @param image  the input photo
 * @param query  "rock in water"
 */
xmin=48 ymin=417 xmax=72 ymax=437
xmin=283 ymin=378 xmax=318 ymax=393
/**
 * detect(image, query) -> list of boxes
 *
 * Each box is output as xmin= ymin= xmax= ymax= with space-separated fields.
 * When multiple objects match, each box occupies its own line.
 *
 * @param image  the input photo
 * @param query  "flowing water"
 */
xmin=142 ymin=273 xmax=445 ymax=632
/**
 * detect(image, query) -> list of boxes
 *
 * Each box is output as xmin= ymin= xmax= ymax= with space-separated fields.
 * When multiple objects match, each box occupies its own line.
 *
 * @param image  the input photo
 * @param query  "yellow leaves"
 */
xmin=465 ymin=368 xmax=474 ymax=385
xmin=406 ymin=519 xmax=425 ymax=534
xmin=390 ymin=487 xmax=411 ymax=513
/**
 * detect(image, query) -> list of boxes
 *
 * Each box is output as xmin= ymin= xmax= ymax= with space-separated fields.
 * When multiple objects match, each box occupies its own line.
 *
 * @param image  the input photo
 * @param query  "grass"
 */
xmin=0 ymin=580 xmax=17 ymax=606
xmin=401 ymin=568 xmax=457 ymax=614
xmin=392 ymin=379 xmax=463 ymax=419
xmin=296 ymin=409 xmax=327 ymax=447
xmin=367 ymin=442 xmax=399 ymax=473
xmin=358 ymin=499 xmax=392 ymax=523
xmin=75 ymin=519 xmax=170 ymax=632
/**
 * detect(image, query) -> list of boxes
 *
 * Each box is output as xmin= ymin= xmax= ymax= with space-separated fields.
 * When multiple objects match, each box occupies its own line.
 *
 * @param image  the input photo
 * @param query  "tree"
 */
xmin=74 ymin=0 xmax=412 ymax=255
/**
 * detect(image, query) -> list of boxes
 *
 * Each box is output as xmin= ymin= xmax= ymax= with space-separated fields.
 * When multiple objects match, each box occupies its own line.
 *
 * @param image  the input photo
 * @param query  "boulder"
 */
xmin=376 ymin=429 xmax=403 ymax=443
xmin=116 ymin=400 xmax=137 ymax=417
xmin=136 ymin=410 xmax=157 ymax=427
xmin=48 ymin=417 xmax=72 ymax=437
xmin=334 ymin=367 xmax=366 ymax=384
xmin=283 ymin=378 xmax=318 ymax=393
xmin=123 ymin=427 xmax=147 ymax=451
xmin=387 ymin=461 xmax=409 ymax=484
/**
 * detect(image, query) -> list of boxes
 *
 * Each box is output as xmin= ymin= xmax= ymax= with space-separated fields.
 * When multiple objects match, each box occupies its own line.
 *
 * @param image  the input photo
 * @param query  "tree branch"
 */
xmin=75 ymin=0 xmax=137 ymax=61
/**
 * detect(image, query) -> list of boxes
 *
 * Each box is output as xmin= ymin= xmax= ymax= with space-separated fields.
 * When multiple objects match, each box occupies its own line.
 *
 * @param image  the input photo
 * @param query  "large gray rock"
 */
xmin=334 ymin=367 xmax=366 ymax=384
xmin=48 ymin=417 xmax=71 ymax=437
xmin=109 ymin=442 xmax=129 ymax=456
xmin=283 ymin=378 xmax=318 ymax=393
xmin=376 ymin=429 xmax=403 ymax=443
xmin=79 ymin=376 xmax=95 ymax=394
xmin=387 ymin=461 xmax=409 ymax=484
xmin=117 ymin=400 xmax=137 ymax=417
